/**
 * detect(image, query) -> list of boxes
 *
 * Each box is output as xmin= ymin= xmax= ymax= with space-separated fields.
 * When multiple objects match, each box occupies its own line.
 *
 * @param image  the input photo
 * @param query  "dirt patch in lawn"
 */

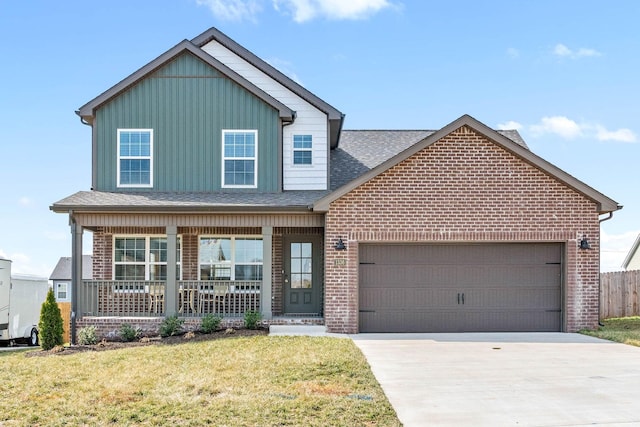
xmin=26 ymin=328 xmax=269 ymax=357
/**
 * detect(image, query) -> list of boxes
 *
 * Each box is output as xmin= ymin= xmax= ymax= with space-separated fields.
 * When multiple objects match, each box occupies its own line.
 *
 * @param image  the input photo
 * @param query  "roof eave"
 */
xmin=77 ymin=39 xmax=294 ymax=122
xmin=315 ymin=114 xmax=622 ymax=213
xmin=191 ymin=27 xmax=343 ymax=146
xmin=50 ymin=204 xmax=313 ymax=214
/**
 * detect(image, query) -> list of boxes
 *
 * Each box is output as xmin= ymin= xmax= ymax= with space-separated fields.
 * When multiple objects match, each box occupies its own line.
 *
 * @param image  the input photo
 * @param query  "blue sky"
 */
xmin=0 ymin=0 xmax=638 ymax=276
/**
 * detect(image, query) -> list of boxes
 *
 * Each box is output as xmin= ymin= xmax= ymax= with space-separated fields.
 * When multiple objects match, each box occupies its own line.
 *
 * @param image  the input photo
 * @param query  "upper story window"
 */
xmin=117 ymin=129 xmax=153 ymax=188
xmin=293 ymin=135 xmax=312 ymax=165
xmin=222 ymin=130 xmax=257 ymax=188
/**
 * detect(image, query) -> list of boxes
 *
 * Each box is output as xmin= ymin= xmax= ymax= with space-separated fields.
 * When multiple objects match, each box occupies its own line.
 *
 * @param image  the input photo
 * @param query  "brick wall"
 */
xmin=324 ymin=125 xmax=601 ymax=333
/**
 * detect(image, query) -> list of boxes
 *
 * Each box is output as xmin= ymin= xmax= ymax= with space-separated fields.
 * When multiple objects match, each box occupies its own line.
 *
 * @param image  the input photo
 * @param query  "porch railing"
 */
xmin=79 ymin=280 xmax=261 ymax=318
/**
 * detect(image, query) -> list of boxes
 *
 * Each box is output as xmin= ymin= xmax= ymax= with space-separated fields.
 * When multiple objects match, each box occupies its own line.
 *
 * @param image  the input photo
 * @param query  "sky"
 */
xmin=0 ymin=0 xmax=638 ymax=277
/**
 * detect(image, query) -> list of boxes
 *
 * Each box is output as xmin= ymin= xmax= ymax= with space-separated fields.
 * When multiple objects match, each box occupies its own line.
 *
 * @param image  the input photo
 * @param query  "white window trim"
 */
xmin=55 ymin=282 xmax=69 ymax=301
xmin=292 ymin=134 xmax=313 ymax=167
xmin=112 ymin=235 xmax=182 ymax=284
xmin=198 ymin=235 xmax=263 ymax=281
xmin=117 ymin=129 xmax=154 ymax=188
xmin=221 ymin=129 xmax=258 ymax=188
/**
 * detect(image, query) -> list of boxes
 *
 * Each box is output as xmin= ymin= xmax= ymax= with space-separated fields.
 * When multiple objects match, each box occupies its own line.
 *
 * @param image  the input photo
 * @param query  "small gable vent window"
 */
xmin=293 ymin=135 xmax=312 ymax=165
xmin=117 ymin=129 xmax=153 ymax=188
xmin=222 ymin=130 xmax=258 ymax=188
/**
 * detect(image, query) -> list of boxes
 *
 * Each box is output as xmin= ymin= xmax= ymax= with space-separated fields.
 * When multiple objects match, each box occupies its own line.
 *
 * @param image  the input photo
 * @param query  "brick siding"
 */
xmin=324 ymin=125 xmax=601 ymax=333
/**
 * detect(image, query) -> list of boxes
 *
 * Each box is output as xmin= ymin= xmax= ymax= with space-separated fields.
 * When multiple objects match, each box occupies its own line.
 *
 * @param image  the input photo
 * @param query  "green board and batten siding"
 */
xmin=94 ymin=52 xmax=281 ymax=192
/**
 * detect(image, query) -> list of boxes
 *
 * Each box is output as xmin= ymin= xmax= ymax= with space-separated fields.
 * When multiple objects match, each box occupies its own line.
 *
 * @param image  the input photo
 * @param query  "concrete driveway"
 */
xmin=352 ymin=333 xmax=640 ymax=427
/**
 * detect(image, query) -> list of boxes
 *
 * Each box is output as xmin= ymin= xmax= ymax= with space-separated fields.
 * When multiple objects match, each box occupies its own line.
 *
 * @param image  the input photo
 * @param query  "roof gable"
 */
xmin=315 ymin=114 xmax=621 ymax=213
xmin=191 ymin=27 xmax=345 ymax=149
xmin=622 ymin=234 xmax=640 ymax=269
xmin=77 ymin=40 xmax=294 ymax=124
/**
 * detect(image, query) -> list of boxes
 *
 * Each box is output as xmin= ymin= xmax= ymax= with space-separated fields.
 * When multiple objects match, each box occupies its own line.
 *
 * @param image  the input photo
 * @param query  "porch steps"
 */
xmin=269 ymin=325 xmax=328 ymax=336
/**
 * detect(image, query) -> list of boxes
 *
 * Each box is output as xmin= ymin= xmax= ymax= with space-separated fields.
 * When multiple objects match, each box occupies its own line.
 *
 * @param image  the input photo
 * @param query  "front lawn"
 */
xmin=580 ymin=316 xmax=640 ymax=347
xmin=0 ymin=336 xmax=401 ymax=426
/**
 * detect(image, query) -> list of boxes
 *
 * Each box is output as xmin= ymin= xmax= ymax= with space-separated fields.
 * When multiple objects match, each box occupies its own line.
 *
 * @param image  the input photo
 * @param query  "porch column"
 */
xmin=261 ymin=226 xmax=273 ymax=319
xmin=166 ymin=225 xmax=177 ymax=316
xmin=70 ymin=219 xmax=83 ymax=345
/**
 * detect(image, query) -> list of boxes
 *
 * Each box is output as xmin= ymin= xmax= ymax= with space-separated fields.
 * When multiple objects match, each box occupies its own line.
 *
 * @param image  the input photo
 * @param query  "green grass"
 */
xmin=580 ymin=316 xmax=640 ymax=347
xmin=0 ymin=336 xmax=401 ymax=426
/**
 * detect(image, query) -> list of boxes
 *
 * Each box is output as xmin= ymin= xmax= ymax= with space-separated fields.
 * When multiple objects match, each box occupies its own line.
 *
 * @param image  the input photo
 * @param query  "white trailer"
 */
xmin=0 ymin=258 xmax=50 ymax=346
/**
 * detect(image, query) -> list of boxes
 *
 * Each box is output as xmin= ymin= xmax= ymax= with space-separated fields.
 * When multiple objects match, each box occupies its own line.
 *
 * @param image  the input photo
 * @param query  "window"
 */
xmin=56 ymin=282 xmax=69 ymax=300
xmin=117 ymin=129 xmax=153 ymax=187
xmin=199 ymin=237 xmax=263 ymax=281
xmin=222 ymin=130 xmax=257 ymax=187
xmin=113 ymin=236 xmax=181 ymax=282
xmin=293 ymin=135 xmax=312 ymax=165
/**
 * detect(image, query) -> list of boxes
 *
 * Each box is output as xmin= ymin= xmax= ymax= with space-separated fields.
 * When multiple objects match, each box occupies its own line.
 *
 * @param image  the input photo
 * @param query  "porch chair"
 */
xmin=198 ymin=283 xmax=229 ymax=315
xmin=147 ymin=284 xmax=165 ymax=314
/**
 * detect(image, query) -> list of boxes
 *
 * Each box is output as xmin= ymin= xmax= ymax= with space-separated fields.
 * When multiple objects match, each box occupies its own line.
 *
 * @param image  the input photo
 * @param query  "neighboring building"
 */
xmin=49 ymin=255 xmax=93 ymax=302
xmin=51 ymin=27 xmax=621 ymax=337
xmin=622 ymin=234 xmax=640 ymax=270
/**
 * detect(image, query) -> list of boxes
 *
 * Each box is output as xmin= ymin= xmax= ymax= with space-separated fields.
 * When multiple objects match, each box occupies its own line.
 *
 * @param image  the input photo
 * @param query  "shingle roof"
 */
xmin=51 ymin=190 xmax=330 ymax=212
xmin=331 ymin=129 xmax=528 ymax=190
xmin=49 ymin=255 xmax=93 ymax=281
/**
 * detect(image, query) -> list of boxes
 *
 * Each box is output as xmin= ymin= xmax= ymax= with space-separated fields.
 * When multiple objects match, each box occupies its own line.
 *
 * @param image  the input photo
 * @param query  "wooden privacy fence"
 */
xmin=600 ymin=270 xmax=640 ymax=319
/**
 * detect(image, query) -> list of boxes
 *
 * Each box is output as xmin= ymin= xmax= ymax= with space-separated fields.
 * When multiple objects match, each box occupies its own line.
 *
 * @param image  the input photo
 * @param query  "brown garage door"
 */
xmin=359 ymin=243 xmax=562 ymax=332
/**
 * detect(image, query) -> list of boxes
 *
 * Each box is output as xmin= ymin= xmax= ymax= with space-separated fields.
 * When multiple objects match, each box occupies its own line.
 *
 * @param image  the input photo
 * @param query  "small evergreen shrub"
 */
xmin=38 ymin=289 xmax=64 ymax=350
xmin=119 ymin=323 xmax=140 ymax=342
xmin=201 ymin=314 xmax=222 ymax=334
xmin=159 ymin=315 xmax=184 ymax=337
xmin=244 ymin=310 xmax=262 ymax=330
xmin=77 ymin=325 xmax=98 ymax=345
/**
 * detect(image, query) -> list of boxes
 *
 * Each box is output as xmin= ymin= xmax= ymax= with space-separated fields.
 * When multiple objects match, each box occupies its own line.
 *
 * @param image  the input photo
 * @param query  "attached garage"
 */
xmin=359 ymin=243 xmax=563 ymax=333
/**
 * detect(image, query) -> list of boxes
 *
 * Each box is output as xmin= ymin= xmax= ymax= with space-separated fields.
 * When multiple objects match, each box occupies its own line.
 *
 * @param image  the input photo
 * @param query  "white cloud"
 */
xmin=496 ymin=120 xmax=522 ymax=131
xmin=528 ymin=116 xmax=637 ymax=143
xmin=553 ymin=43 xmax=601 ymax=59
xmin=506 ymin=47 xmax=519 ymax=59
xmin=273 ymin=0 xmax=396 ymax=22
xmin=196 ymin=0 xmax=263 ymax=22
xmin=18 ymin=196 xmax=33 ymax=206
xmin=601 ymin=229 xmax=640 ymax=272
xmin=530 ymin=116 xmax=583 ymax=139
xmin=595 ymin=125 xmax=637 ymax=143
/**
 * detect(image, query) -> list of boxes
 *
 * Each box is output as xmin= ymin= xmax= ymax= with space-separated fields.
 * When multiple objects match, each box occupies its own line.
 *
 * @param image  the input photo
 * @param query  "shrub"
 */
xmin=77 ymin=325 xmax=98 ymax=345
xmin=38 ymin=289 xmax=64 ymax=350
xmin=119 ymin=323 xmax=140 ymax=342
xmin=244 ymin=310 xmax=262 ymax=330
xmin=201 ymin=314 xmax=222 ymax=334
xmin=159 ymin=315 xmax=184 ymax=337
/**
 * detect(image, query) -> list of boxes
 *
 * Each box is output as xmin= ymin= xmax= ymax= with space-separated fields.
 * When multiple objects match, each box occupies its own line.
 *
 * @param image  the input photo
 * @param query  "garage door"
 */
xmin=359 ymin=243 xmax=562 ymax=332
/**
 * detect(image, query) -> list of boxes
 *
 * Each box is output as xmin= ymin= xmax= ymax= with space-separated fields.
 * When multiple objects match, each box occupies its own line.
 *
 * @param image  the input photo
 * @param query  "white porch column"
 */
xmin=71 ymin=219 xmax=83 ymax=344
xmin=166 ymin=226 xmax=178 ymax=316
xmin=261 ymin=226 xmax=273 ymax=319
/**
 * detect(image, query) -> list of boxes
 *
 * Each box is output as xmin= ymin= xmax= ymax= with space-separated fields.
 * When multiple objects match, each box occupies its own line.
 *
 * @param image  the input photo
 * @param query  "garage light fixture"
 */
xmin=579 ymin=235 xmax=591 ymax=250
xmin=335 ymin=238 xmax=346 ymax=251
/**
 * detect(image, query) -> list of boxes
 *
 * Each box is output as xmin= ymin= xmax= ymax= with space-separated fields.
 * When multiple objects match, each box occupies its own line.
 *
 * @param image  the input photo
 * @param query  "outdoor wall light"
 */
xmin=335 ymin=238 xmax=347 ymax=251
xmin=579 ymin=235 xmax=591 ymax=250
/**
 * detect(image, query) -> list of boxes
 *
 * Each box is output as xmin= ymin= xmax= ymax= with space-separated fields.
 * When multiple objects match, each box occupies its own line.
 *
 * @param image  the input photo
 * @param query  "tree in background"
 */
xmin=39 ymin=289 xmax=64 ymax=350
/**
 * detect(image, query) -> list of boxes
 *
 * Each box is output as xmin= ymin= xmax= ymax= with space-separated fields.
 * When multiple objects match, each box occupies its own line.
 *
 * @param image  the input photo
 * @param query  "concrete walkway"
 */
xmin=351 ymin=333 xmax=640 ymax=427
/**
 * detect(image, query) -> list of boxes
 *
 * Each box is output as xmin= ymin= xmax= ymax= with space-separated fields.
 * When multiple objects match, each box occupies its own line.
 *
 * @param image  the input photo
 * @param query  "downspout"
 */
xmin=597 ymin=211 xmax=615 ymax=327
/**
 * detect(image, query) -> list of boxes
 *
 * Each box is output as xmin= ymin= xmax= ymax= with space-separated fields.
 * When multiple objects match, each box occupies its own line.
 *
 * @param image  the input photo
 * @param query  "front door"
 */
xmin=284 ymin=235 xmax=322 ymax=315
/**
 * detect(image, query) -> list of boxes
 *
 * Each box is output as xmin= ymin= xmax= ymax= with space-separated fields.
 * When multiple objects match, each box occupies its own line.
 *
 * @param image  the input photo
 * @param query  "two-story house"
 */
xmin=52 ymin=27 xmax=621 ymax=340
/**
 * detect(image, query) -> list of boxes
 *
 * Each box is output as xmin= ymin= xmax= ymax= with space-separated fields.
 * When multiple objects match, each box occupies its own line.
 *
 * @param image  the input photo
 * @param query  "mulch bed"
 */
xmin=26 ymin=328 xmax=269 ymax=357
